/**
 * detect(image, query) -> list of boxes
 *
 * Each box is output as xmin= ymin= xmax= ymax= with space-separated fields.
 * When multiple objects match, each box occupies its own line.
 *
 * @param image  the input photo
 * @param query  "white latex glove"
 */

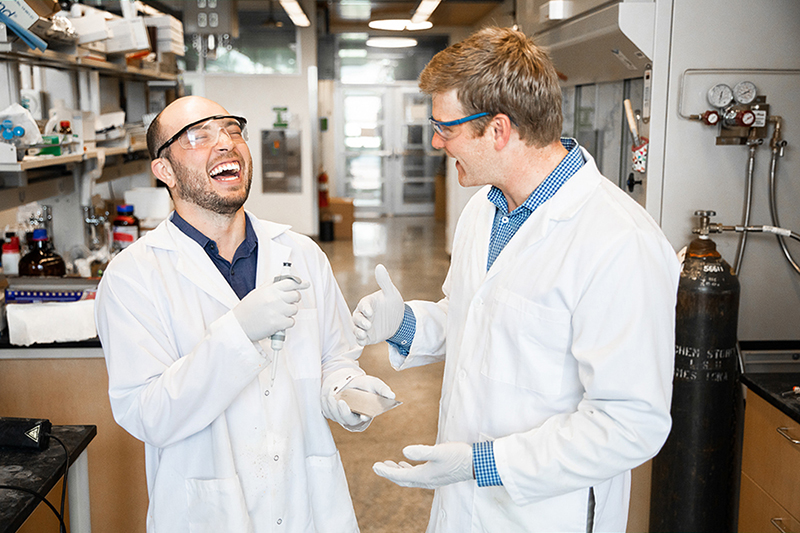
xmin=352 ymin=264 xmax=404 ymax=346
xmin=322 ymin=374 xmax=396 ymax=432
xmin=373 ymin=442 xmax=474 ymax=489
xmin=233 ymin=277 xmax=310 ymax=341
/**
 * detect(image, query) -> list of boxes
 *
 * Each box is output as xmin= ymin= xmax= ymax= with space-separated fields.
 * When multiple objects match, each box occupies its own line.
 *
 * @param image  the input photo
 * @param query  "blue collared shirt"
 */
xmin=171 ymin=211 xmax=259 ymax=300
xmin=388 ymin=138 xmax=585 ymax=487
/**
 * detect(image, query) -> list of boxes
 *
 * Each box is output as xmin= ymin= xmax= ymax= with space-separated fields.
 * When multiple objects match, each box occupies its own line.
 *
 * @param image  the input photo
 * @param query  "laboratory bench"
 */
xmin=0 ymin=336 xmax=147 ymax=532
xmin=739 ymin=372 xmax=800 ymax=532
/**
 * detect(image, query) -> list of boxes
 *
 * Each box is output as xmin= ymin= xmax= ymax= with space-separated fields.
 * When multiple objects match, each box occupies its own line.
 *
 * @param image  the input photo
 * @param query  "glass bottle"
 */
xmin=112 ymin=204 xmax=140 ymax=252
xmin=18 ymin=228 xmax=66 ymax=277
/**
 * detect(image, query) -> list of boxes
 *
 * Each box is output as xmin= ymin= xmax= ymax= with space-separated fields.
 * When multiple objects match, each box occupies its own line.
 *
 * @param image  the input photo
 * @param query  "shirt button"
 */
xmin=501 ymin=216 xmax=509 ymax=223
xmin=400 ymin=340 xmax=407 ymax=345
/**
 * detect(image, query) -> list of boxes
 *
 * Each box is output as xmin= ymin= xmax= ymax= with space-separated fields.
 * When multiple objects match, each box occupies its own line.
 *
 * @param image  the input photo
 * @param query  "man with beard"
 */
xmin=95 ymin=96 xmax=393 ymax=533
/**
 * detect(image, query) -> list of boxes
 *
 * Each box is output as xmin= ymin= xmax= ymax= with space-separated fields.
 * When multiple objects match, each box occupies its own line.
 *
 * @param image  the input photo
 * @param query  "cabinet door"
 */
xmin=742 ymin=393 xmax=800 ymax=519
xmin=739 ymin=472 xmax=800 ymax=533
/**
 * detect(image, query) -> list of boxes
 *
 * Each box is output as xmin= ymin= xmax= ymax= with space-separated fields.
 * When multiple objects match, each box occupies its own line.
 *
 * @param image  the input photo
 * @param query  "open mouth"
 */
xmin=209 ymin=161 xmax=241 ymax=181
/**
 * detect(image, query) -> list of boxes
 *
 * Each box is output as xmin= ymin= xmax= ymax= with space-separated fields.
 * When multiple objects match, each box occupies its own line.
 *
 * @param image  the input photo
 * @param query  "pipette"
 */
xmin=270 ymin=261 xmax=297 ymax=386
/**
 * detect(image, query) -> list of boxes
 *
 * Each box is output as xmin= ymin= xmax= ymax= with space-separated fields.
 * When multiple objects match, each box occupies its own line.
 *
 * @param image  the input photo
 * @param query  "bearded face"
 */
xmin=165 ymin=152 xmax=253 ymax=215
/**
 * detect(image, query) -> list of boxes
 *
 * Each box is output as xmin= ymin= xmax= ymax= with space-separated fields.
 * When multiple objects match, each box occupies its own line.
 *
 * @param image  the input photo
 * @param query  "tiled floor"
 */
xmin=317 ymin=215 xmax=449 ymax=533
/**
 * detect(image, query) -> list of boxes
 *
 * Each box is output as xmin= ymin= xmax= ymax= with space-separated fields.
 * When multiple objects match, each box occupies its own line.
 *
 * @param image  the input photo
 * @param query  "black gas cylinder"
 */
xmin=650 ymin=234 xmax=742 ymax=533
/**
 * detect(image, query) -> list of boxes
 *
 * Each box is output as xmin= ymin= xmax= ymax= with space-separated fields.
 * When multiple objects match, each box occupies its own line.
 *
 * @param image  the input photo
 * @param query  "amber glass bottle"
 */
xmin=18 ymin=228 xmax=66 ymax=277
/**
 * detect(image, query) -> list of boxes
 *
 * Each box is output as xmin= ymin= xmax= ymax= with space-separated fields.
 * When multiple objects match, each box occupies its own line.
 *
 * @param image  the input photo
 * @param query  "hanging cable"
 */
xmin=733 ymin=136 xmax=761 ymax=275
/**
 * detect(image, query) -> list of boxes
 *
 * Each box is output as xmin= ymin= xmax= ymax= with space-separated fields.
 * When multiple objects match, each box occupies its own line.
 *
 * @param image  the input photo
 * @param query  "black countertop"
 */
xmin=742 ymin=372 xmax=800 ymax=423
xmin=0 ymin=425 xmax=97 ymax=533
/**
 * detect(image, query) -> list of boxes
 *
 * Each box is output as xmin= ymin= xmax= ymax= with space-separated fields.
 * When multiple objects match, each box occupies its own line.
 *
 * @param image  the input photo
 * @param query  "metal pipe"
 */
xmin=766 ymin=116 xmax=800 ymax=274
xmin=733 ymin=139 xmax=759 ymax=275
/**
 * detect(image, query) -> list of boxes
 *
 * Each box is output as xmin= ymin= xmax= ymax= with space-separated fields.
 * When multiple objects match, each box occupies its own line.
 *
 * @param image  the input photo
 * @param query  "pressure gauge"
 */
xmin=707 ymin=83 xmax=734 ymax=108
xmin=733 ymin=81 xmax=757 ymax=105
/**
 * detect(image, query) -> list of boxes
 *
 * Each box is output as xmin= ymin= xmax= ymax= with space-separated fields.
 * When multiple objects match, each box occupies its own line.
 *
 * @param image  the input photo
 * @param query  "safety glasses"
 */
xmin=156 ymin=115 xmax=248 ymax=159
xmin=429 ymin=112 xmax=489 ymax=140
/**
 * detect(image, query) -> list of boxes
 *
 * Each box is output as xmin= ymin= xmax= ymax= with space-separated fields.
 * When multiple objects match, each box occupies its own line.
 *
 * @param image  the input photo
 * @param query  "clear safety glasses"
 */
xmin=156 ymin=115 xmax=248 ymax=159
xmin=429 ymin=112 xmax=489 ymax=140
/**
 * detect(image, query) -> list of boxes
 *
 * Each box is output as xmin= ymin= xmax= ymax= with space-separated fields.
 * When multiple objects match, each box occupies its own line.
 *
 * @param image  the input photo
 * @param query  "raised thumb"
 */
xmin=374 ymin=264 xmax=398 ymax=295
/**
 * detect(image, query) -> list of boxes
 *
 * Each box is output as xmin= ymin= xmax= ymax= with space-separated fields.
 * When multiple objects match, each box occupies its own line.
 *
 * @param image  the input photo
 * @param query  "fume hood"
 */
xmin=529 ymin=1 xmax=655 ymax=86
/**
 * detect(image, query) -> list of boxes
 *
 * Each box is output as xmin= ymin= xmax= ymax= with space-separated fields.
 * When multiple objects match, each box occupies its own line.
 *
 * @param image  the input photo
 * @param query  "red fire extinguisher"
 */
xmin=318 ymin=167 xmax=329 ymax=208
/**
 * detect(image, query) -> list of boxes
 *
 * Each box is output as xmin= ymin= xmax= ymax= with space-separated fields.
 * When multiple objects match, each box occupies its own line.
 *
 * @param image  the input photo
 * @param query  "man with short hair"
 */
xmin=97 ymin=96 xmax=392 ymax=532
xmin=353 ymin=27 xmax=680 ymax=532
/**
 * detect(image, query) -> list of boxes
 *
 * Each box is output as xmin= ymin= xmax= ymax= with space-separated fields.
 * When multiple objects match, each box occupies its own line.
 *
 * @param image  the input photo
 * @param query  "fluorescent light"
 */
xmin=366 ymin=37 xmax=418 ymax=48
xmin=411 ymin=0 xmax=441 ymax=23
xmin=368 ymin=19 xmax=433 ymax=31
xmin=278 ymin=0 xmax=311 ymax=27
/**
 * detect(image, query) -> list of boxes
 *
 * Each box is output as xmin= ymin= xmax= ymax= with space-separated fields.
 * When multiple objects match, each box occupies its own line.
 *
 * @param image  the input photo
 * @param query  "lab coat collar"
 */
xmin=482 ymin=147 xmax=602 ymax=280
xmin=142 ymin=210 xmax=292 ymax=309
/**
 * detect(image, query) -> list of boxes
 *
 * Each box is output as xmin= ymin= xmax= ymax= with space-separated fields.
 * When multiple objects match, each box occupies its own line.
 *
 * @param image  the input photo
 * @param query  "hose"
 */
xmin=767 ymin=139 xmax=800 ymax=275
xmin=733 ymin=142 xmax=758 ymax=275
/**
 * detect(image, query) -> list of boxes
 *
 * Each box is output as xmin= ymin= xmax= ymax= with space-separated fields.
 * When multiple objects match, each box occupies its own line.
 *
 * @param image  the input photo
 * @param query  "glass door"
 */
xmin=337 ymin=84 xmax=439 ymax=215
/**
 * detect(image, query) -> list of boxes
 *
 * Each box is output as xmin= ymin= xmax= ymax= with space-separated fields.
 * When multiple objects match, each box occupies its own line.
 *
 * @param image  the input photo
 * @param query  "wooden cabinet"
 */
xmin=739 ymin=391 xmax=800 ymax=532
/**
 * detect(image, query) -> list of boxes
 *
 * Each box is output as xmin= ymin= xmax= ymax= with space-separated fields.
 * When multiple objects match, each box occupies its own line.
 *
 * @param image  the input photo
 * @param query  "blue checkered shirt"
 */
xmin=388 ymin=138 xmax=585 ymax=487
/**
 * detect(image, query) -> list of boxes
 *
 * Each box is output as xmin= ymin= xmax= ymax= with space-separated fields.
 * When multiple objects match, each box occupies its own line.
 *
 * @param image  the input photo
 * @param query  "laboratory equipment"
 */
xmin=650 ymin=211 xmax=742 ymax=533
xmin=270 ymin=262 xmax=302 ymax=386
xmin=112 ymin=204 xmax=140 ymax=252
xmin=18 ymin=229 xmax=66 ymax=277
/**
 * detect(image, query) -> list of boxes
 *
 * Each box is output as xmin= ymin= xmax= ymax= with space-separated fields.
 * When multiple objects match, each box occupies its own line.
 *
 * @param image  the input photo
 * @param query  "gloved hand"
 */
xmin=352 ymin=264 xmax=404 ymax=346
xmin=373 ymin=442 xmax=474 ymax=489
xmin=233 ymin=277 xmax=311 ymax=341
xmin=322 ymin=374 xmax=395 ymax=432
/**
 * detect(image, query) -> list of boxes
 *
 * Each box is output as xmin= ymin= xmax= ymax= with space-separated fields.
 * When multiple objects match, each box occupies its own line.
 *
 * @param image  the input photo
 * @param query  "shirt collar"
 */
xmin=487 ymin=137 xmax=584 ymax=215
xmin=170 ymin=211 xmax=258 ymax=255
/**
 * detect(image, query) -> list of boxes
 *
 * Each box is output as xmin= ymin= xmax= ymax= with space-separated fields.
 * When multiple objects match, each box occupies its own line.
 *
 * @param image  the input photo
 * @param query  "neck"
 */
xmin=174 ymin=202 xmax=247 ymax=261
xmin=499 ymin=140 xmax=569 ymax=211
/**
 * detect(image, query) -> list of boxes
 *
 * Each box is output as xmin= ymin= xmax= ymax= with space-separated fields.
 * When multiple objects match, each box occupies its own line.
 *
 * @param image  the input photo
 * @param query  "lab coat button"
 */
xmin=458 ymin=369 xmax=467 ymax=380
xmin=264 ymin=390 xmax=270 ymax=396
xmin=274 ymin=455 xmax=279 ymax=461
xmin=277 ymin=518 xmax=282 ymax=525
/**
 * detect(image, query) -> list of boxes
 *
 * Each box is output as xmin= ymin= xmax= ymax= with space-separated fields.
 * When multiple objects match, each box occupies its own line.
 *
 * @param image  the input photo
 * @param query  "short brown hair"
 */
xmin=419 ymin=27 xmax=562 ymax=148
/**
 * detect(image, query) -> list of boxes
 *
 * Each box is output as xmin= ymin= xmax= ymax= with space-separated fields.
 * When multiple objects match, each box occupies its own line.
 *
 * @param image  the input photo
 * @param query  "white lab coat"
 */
xmin=95 ymin=212 xmax=364 ymax=533
xmin=389 ymin=150 xmax=680 ymax=532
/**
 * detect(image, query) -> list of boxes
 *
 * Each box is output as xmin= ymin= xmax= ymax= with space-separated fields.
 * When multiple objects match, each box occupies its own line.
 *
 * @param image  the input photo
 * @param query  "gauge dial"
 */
xmin=707 ymin=84 xmax=734 ymax=108
xmin=733 ymin=81 xmax=757 ymax=105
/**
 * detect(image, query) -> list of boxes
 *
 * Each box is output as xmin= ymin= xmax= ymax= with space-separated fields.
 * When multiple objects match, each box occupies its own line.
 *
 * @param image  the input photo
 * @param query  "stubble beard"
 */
xmin=168 ymin=155 xmax=252 ymax=216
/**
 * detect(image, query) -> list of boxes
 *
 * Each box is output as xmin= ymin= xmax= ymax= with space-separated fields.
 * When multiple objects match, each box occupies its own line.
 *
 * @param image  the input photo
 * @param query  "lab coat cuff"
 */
xmin=322 ymin=367 xmax=366 ymax=396
xmin=492 ymin=437 xmax=534 ymax=506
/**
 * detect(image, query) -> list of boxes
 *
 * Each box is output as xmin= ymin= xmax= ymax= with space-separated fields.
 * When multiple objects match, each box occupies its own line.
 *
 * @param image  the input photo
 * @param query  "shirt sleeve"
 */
xmin=473 ymin=441 xmax=503 ymax=487
xmin=386 ymin=304 xmax=416 ymax=356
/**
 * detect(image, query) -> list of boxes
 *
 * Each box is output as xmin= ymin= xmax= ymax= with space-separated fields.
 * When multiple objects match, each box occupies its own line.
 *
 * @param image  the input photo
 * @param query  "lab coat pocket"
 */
xmin=482 ymin=288 xmax=572 ymax=395
xmin=306 ymin=452 xmax=359 ymax=532
xmin=285 ymin=308 xmax=322 ymax=379
xmin=186 ymin=475 xmax=254 ymax=533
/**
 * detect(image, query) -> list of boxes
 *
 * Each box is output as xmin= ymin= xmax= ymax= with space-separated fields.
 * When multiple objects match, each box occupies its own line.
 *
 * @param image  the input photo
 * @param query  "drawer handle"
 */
xmin=771 ymin=518 xmax=787 ymax=532
xmin=777 ymin=426 xmax=800 ymax=445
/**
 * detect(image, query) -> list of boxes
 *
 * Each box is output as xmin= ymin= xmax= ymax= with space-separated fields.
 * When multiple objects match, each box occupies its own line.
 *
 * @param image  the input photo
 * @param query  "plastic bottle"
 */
xmin=18 ymin=229 xmax=66 ymax=277
xmin=112 ymin=204 xmax=140 ymax=251
xmin=2 ymin=236 xmax=20 ymax=275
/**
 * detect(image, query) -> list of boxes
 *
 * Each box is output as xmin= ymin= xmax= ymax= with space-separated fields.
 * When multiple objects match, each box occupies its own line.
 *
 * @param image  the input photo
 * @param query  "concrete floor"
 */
xmin=317 ymin=215 xmax=449 ymax=533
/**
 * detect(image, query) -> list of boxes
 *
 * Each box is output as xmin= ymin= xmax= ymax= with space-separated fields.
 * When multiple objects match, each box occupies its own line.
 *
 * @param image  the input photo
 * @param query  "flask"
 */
xmin=18 ymin=229 xmax=66 ymax=277
xmin=2 ymin=236 xmax=20 ymax=275
xmin=112 ymin=204 xmax=140 ymax=251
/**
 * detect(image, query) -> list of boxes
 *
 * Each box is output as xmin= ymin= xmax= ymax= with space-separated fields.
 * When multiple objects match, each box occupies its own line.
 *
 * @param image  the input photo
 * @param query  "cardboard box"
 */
xmin=326 ymin=197 xmax=354 ymax=240
xmin=105 ymin=16 xmax=150 ymax=54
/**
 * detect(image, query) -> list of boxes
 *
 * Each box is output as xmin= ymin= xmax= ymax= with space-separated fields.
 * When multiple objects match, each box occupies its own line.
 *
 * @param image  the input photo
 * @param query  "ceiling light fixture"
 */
xmin=368 ymin=19 xmax=433 ymax=31
xmin=366 ymin=37 xmax=418 ymax=48
xmin=411 ymin=0 xmax=442 ymax=23
xmin=278 ymin=0 xmax=311 ymax=27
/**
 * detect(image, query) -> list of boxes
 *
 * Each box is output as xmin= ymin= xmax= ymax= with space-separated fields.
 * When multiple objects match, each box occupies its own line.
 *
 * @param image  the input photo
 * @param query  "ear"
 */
xmin=489 ymin=114 xmax=514 ymax=151
xmin=151 ymin=157 xmax=176 ymax=189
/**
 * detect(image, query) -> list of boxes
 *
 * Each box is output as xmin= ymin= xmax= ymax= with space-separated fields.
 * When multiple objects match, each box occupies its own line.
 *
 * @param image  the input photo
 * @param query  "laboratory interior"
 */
xmin=0 ymin=0 xmax=799 ymax=531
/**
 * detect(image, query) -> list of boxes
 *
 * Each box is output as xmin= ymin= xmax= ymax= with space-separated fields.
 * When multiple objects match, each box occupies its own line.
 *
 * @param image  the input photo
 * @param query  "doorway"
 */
xmin=335 ymin=83 xmax=442 ymax=215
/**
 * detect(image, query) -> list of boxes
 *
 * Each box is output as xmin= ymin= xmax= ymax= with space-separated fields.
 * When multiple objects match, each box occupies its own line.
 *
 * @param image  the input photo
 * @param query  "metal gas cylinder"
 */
xmin=650 ymin=211 xmax=742 ymax=533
